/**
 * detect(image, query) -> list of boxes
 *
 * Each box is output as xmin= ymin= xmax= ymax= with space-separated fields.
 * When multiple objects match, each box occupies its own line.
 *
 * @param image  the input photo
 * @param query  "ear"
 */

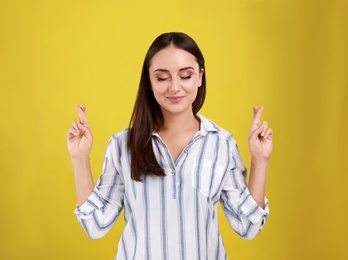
xmin=198 ymin=68 xmax=204 ymax=87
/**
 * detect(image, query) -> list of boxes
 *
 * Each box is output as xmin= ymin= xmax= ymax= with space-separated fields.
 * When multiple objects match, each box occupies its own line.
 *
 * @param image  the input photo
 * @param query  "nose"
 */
xmin=169 ymin=78 xmax=181 ymax=92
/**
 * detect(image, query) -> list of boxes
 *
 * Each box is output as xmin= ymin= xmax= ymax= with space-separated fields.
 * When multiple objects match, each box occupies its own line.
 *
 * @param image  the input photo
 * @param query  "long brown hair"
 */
xmin=128 ymin=32 xmax=206 ymax=181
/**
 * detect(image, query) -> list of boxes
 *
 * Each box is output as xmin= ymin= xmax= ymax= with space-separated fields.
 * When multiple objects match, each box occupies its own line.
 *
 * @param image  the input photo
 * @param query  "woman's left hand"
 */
xmin=248 ymin=106 xmax=273 ymax=162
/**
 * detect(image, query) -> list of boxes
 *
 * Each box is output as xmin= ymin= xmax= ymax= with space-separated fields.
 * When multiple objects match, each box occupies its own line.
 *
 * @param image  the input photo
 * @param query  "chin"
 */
xmin=162 ymin=106 xmax=193 ymax=116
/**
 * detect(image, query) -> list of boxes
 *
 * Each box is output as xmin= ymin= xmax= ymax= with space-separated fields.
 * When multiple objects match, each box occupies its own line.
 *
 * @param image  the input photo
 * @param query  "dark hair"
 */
xmin=127 ymin=32 xmax=206 ymax=181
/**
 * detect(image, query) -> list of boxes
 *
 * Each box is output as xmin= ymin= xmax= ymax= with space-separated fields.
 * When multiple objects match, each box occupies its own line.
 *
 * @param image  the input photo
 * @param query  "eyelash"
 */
xmin=157 ymin=76 xmax=192 ymax=81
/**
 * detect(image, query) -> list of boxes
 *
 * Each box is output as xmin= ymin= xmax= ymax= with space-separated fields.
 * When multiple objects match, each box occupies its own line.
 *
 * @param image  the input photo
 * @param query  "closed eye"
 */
xmin=157 ymin=77 xmax=168 ymax=81
xmin=181 ymin=75 xmax=192 ymax=80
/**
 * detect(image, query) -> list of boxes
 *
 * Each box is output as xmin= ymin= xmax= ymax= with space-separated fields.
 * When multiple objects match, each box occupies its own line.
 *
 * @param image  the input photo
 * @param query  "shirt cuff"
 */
xmin=240 ymin=187 xmax=270 ymax=224
xmin=74 ymin=187 xmax=105 ymax=219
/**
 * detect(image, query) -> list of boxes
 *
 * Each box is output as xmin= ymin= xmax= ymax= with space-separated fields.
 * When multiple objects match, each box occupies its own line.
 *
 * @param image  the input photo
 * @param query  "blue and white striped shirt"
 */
xmin=74 ymin=114 xmax=269 ymax=260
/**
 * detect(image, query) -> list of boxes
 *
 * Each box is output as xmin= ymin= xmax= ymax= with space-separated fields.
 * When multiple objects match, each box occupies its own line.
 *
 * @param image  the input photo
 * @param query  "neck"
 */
xmin=160 ymin=110 xmax=199 ymax=133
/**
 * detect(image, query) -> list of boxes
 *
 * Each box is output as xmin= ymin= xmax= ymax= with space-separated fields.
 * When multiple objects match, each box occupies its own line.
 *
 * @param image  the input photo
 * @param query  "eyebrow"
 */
xmin=153 ymin=66 xmax=195 ymax=73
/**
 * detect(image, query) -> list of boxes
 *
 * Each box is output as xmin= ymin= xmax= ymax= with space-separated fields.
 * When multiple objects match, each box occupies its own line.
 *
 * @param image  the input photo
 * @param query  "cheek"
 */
xmin=183 ymin=79 xmax=200 ymax=91
xmin=151 ymin=81 xmax=168 ymax=94
xmin=151 ymin=86 xmax=168 ymax=102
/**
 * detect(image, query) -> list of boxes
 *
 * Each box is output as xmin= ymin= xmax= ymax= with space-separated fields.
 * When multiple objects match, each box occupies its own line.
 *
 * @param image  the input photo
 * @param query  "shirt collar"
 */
xmin=152 ymin=114 xmax=219 ymax=137
xmin=196 ymin=114 xmax=219 ymax=136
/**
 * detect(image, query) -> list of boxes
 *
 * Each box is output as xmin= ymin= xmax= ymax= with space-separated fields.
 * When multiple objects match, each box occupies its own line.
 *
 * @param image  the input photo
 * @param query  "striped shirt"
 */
xmin=74 ymin=114 xmax=269 ymax=260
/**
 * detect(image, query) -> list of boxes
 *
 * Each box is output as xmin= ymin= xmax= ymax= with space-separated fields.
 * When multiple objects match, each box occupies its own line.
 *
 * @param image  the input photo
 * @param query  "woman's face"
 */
xmin=149 ymin=45 xmax=204 ymax=117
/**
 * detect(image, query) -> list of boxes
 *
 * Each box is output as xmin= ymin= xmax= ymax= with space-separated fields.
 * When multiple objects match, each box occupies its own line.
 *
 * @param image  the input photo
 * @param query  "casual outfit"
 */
xmin=74 ymin=114 xmax=269 ymax=260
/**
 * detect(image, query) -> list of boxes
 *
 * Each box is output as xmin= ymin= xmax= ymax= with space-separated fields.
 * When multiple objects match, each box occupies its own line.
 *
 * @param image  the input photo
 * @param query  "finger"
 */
xmin=76 ymin=104 xmax=88 ymax=126
xmin=80 ymin=104 xmax=86 ymax=112
xmin=67 ymin=127 xmax=79 ymax=139
xmin=251 ymin=106 xmax=264 ymax=127
xmin=72 ymin=120 xmax=79 ymax=130
xmin=253 ymin=106 xmax=259 ymax=117
xmin=71 ymin=120 xmax=80 ymax=135
xmin=249 ymin=125 xmax=264 ymax=141
xmin=248 ymin=106 xmax=264 ymax=138
xmin=77 ymin=122 xmax=93 ymax=140
xmin=259 ymin=121 xmax=268 ymax=137
xmin=264 ymin=127 xmax=273 ymax=139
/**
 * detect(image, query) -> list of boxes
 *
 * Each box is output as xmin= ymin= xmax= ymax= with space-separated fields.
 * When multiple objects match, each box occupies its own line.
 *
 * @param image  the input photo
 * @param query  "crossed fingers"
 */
xmin=249 ymin=106 xmax=273 ymax=140
xmin=67 ymin=105 xmax=89 ymax=137
xmin=76 ymin=104 xmax=88 ymax=127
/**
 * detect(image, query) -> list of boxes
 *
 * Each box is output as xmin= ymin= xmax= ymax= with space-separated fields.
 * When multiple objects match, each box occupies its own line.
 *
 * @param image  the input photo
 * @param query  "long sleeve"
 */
xmin=74 ymin=138 xmax=125 ymax=239
xmin=220 ymin=144 xmax=269 ymax=240
xmin=72 ymin=118 xmax=269 ymax=259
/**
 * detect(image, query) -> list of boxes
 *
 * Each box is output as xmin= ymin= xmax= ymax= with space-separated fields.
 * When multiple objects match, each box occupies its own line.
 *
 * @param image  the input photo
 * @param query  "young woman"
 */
xmin=67 ymin=32 xmax=273 ymax=260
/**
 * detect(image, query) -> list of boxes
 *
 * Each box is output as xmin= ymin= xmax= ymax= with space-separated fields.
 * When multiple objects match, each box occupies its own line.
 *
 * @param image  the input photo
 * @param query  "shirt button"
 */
xmin=171 ymin=169 xmax=175 ymax=174
xmin=184 ymin=149 xmax=188 ymax=154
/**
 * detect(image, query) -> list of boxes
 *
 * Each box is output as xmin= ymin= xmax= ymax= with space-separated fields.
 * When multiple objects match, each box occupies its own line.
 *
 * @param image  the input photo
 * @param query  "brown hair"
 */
xmin=128 ymin=32 xmax=206 ymax=181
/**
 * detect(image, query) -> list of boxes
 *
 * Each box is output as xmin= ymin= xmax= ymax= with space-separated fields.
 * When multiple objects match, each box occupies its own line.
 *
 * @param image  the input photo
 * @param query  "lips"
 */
xmin=167 ymin=96 xmax=184 ymax=103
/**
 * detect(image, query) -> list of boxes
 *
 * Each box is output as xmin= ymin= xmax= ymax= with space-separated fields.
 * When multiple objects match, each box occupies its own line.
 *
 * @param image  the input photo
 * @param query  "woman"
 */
xmin=67 ymin=32 xmax=272 ymax=260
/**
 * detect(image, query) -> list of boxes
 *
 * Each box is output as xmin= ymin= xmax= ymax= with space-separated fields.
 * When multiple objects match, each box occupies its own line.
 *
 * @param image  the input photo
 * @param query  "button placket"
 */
xmin=173 ymin=148 xmax=190 ymax=199
xmin=171 ymin=167 xmax=176 ymax=199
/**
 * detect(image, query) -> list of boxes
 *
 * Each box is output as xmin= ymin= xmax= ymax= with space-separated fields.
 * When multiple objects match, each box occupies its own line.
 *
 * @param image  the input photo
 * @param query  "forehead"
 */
xmin=149 ymin=45 xmax=198 ymax=71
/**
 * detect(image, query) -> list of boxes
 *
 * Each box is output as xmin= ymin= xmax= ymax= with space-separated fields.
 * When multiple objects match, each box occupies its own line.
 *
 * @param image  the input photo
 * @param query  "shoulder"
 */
xmin=105 ymin=128 xmax=129 ymax=151
xmin=110 ymin=128 xmax=129 ymax=141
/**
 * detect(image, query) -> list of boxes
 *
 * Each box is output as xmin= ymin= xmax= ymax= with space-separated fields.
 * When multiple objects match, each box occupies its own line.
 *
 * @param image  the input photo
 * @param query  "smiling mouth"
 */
xmin=167 ymin=96 xmax=184 ymax=103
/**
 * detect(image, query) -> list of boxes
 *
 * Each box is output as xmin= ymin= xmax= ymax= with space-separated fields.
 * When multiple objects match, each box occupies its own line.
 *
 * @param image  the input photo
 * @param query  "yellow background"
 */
xmin=1 ymin=0 xmax=347 ymax=259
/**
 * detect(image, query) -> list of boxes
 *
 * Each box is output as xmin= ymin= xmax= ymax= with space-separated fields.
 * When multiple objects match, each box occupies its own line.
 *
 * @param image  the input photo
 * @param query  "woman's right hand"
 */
xmin=67 ymin=105 xmax=93 ymax=158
